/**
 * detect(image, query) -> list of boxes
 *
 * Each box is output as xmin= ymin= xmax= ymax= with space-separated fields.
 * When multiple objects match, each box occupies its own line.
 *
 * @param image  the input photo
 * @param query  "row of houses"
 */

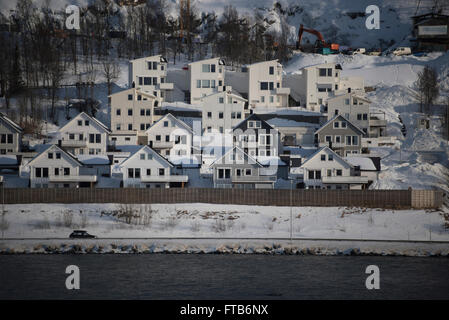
xmin=0 ymin=55 xmax=388 ymax=190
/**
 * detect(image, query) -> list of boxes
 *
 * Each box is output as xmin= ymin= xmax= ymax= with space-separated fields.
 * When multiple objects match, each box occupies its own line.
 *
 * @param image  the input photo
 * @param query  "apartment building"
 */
xmin=0 ymin=113 xmax=23 ymax=154
xmin=128 ymin=55 xmax=174 ymax=103
xmin=315 ymin=115 xmax=364 ymax=156
xmin=200 ymin=87 xmax=247 ymax=134
xmin=226 ymin=60 xmax=290 ymax=110
xmin=57 ymin=112 xmax=110 ymax=155
xmin=185 ymin=57 xmax=226 ymax=104
xmin=109 ymin=88 xmax=161 ymax=145
xmin=284 ymin=63 xmax=364 ymax=111
xmin=145 ymin=113 xmax=193 ymax=158
xmin=27 ymin=144 xmax=97 ymax=188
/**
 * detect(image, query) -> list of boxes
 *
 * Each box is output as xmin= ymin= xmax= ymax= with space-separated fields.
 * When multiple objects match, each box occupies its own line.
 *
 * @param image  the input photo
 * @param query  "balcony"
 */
xmin=322 ymin=175 xmax=368 ymax=184
xmin=140 ymin=175 xmax=189 ymax=183
xmin=61 ymin=138 xmax=87 ymax=147
xmin=275 ymin=87 xmax=290 ymax=95
xmin=49 ymin=175 xmax=97 ymax=183
xmin=159 ymin=82 xmax=174 ymax=90
xmin=369 ymin=118 xmax=387 ymax=127
xmin=232 ymin=175 xmax=276 ymax=183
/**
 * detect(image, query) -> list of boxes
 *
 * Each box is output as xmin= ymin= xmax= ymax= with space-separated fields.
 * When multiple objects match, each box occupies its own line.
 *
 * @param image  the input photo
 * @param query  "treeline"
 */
xmin=0 ymin=0 xmax=291 ymax=129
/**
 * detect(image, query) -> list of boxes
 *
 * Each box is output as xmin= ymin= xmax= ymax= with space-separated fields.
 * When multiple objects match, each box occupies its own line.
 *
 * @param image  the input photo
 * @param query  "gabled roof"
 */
xmin=145 ymin=113 xmax=194 ymax=134
xmin=108 ymin=87 xmax=156 ymax=99
xmin=232 ymin=113 xmax=278 ymax=133
xmin=120 ymin=145 xmax=173 ymax=168
xmin=59 ymin=112 xmax=111 ymax=133
xmin=210 ymin=146 xmax=263 ymax=167
xmin=0 ymin=113 xmax=23 ymax=133
xmin=300 ymin=146 xmax=353 ymax=169
xmin=129 ymin=54 xmax=167 ymax=63
xmin=315 ymin=114 xmax=365 ymax=135
xmin=199 ymin=90 xmax=248 ymax=103
xmin=27 ymin=144 xmax=83 ymax=167
xmin=327 ymin=92 xmax=371 ymax=104
xmin=243 ymin=59 xmax=280 ymax=68
xmin=188 ymin=57 xmax=225 ymax=66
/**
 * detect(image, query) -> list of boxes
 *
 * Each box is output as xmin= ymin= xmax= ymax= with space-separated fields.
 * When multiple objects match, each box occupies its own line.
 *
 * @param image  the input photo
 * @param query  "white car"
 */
xmin=351 ymin=48 xmax=366 ymax=55
xmin=392 ymin=47 xmax=411 ymax=56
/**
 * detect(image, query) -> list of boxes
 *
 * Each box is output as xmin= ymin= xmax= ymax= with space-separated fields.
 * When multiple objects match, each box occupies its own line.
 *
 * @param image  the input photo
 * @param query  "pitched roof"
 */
xmin=299 ymin=146 xmax=353 ymax=168
xmin=120 ymin=145 xmax=173 ymax=167
xmin=210 ymin=146 xmax=263 ymax=167
xmin=145 ymin=113 xmax=194 ymax=134
xmin=327 ymin=92 xmax=371 ymax=103
xmin=27 ymin=144 xmax=83 ymax=167
xmin=0 ymin=113 xmax=23 ymax=133
xmin=315 ymin=114 xmax=365 ymax=135
xmin=59 ymin=112 xmax=111 ymax=133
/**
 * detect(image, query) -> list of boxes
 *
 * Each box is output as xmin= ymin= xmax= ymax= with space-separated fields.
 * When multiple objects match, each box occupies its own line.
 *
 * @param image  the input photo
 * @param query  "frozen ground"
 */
xmin=1 ymin=203 xmax=448 ymax=241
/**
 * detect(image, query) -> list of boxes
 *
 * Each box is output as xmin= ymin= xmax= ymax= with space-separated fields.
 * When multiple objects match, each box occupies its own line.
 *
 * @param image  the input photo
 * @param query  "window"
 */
xmin=140 ymin=154 xmax=145 ymax=160
xmin=327 ymin=169 xmax=332 ymax=176
xmin=269 ymin=66 xmax=274 ymax=75
xmin=260 ymin=82 xmax=268 ymax=90
xmin=334 ymin=121 xmax=340 ymax=128
xmin=156 ymin=135 xmax=161 ymax=141
xmin=211 ymin=80 xmax=216 ymax=88
xmin=128 ymin=124 xmax=133 ymax=130
xmin=84 ymin=121 xmax=89 ymax=126
xmin=56 ymin=153 xmax=61 ymax=159
xmin=152 ymin=77 xmax=157 ymax=85
xmin=48 ymin=153 xmax=53 ymax=159
xmin=335 ymin=136 xmax=341 ymax=143
xmin=202 ymin=64 xmax=211 ymax=72
xmin=89 ymin=134 xmax=95 ymax=143
xmin=270 ymin=96 xmax=274 ymax=103
xmin=35 ymin=168 xmax=42 ymax=178
xmin=346 ymin=136 xmax=352 ymax=145
xmin=308 ymin=170 xmax=314 ymax=180
xmin=146 ymin=169 xmax=151 ymax=176
xmin=116 ymin=124 xmax=121 ymax=131
xmin=54 ymin=168 xmax=59 ymax=176
xmin=328 ymin=154 xmax=333 ymax=161
xmin=207 ymin=112 xmax=212 ymax=119
xmin=231 ymin=112 xmax=236 ymax=119
xmin=128 ymin=94 xmax=133 ymax=100
xmin=345 ymin=99 xmax=350 ymax=105
xmin=69 ymin=134 xmax=75 ymax=140
xmin=128 ymin=168 xmax=134 ymax=178
xmin=318 ymin=87 xmax=327 ymax=92
xmin=245 ymin=169 xmax=251 ymax=176
xmin=64 ymin=168 xmax=70 ymax=176
xmin=325 ymin=136 xmax=332 ymax=143
xmin=128 ymin=109 xmax=133 ymax=116
xmin=43 ymin=168 xmax=49 ymax=178
xmin=336 ymin=169 xmax=342 ymax=176
xmin=341 ymin=121 xmax=347 ymax=128
xmin=165 ymin=135 xmax=170 ymax=142
xmin=146 ymin=109 xmax=151 ymax=116
xmin=144 ymin=77 xmax=151 ymax=85
xmin=219 ymin=112 xmax=223 ymax=119
xmin=261 ymin=96 xmax=265 ymax=103
xmin=319 ymin=68 xmax=327 ymax=76
xmin=237 ymin=112 xmax=241 ymax=119
xmin=96 ymin=134 xmax=101 ymax=143
xmin=315 ymin=170 xmax=321 ymax=180
xmin=116 ymin=109 xmax=121 ymax=116
xmin=357 ymin=114 xmax=362 ymax=120
xmin=218 ymin=168 xmax=231 ymax=179
xmin=140 ymin=109 xmax=145 ymax=116
xmin=140 ymin=124 xmax=145 ymax=130
xmin=321 ymin=154 xmax=326 ymax=161
xmin=352 ymin=136 xmax=359 ymax=145
xmin=363 ymin=114 xmax=368 ymax=121
xmin=135 ymin=168 xmax=141 ymax=178
xmin=78 ymin=120 xmax=82 ymax=126
xmin=202 ymin=80 xmax=210 ymax=88
xmin=327 ymin=68 xmax=332 ymax=76
xmin=147 ymin=154 xmax=153 ymax=160
xmin=159 ymin=168 xmax=165 ymax=176
xmin=219 ymin=97 xmax=224 ymax=104
xmin=269 ymin=82 xmax=274 ymax=90
xmin=137 ymin=95 xmax=142 ymax=101
xmin=196 ymin=80 xmax=201 ymax=88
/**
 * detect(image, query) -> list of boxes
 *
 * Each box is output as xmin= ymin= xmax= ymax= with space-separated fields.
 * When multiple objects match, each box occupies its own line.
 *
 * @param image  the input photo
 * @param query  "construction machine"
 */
xmin=296 ymin=24 xmax=340 ymax=54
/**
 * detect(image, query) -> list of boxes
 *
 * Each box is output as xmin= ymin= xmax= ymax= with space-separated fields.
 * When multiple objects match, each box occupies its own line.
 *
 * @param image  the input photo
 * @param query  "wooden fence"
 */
xmin=0 ymin=188 xmax=443 ymax=209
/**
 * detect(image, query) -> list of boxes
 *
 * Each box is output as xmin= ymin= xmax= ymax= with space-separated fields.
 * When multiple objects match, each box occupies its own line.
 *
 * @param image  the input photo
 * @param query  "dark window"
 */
xmin=128 ymin=168 xmax=134 ymax=178
xmin=152 ymin=62 xmax=157 ymax=70
xmin=363 ymin=114 xmax=368 ymax=120
xmin=85 ymin=120 xmax=89 ymax=126
xmin=269 ymin=66 xmax=274 ymax=75
xmin=140 ymin=124 xmax=145 ymax=130
xmin=308 ymin=170 xmax=314 ymax=180
xmin=128 ymin=109 xmax=133 ymax=116
xmin=156 ymin=135 xmax=161 ymax=141
xmin=260 ymin=82 xmax=268 ymax=90
xmin=89 ymin=134 xmax=95 ymax=143
xmin=43 ymin=168 xmax=49 ymax=178
xmin=140 ymin=109 xmax=145 ymax=116
xmin=165 ymin=135 xmax=170 ymax=142
xmin=159 ymin=168 xmax=165 ymax=175
xmin=128 ymin=94 xmax=133 ymax=100
xmin=336 ymin=169 xmax=342 ymax=176
xmin=54 ymin=168 xmax=59 ymax=176
xmin=321 ymin=154 xmax=326 ymax=161
xmin=319 ymin=68 xmax=327 ymax=76
xmin=139 ymin=77 xmax=143 ymax=85
xmin=146 ymin=109 xmax=151 ymax=116
xmin=48 ymin=153 xmax=53 ymax=159
xmin=96 ymin=134 xmax=101 ymax=143
xmin=35 ymin=168 xmax=42 ymax=178
xmin=269 ymin=82 xmax=274 ymax=90
xmin=152 ymin=77 xmax=157 ymax=85
xmin=144 ymin=77 xmax=151 ymax=85
xmin=116 ymin=109 xmax=121 ymax=116
xmin=135 ymin=168 xmax=141 ymax=178
xmin=315 ymin=170 xmax=321 ymax=180
xmin=146 ymin=169 xmax=151 ymax=175
xmin=56 ymin=153 xmax=61 ymax=159
xmin=357 ymin=114 xmax=362 ymax=120
xmin=211 ymin=64 xmax=216 ymax=72
xmin=128 ymin=124 xmax=133 ymax=130
xmin=64 ymin=168 xmax=70 ymax=176
xmin=77 ymin=120 xmax=82 ymax=126
xmin=327 ymin=68 xmax=332 ymax=76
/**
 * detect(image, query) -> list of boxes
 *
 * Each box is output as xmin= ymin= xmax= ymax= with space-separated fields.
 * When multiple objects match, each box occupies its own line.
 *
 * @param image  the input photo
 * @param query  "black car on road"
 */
xmin=69 ymin=230 xmax=97 ymax=239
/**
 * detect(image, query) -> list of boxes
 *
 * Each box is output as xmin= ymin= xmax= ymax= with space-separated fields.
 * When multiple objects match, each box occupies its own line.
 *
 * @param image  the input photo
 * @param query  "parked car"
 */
xmin=392 ymin=47 xmax=411 ymax=56
xmin=367 ymin=49 xmax=381 ymax=56
xmin=69 ymin=230 xmax=97 ymax=239
xmin=351 ymin=48 xmax=366 ymax=55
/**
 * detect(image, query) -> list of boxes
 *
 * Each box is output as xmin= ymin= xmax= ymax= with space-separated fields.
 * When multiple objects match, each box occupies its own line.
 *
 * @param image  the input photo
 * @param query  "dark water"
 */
xmin=0 ymin=255 xmax=448 ymax=299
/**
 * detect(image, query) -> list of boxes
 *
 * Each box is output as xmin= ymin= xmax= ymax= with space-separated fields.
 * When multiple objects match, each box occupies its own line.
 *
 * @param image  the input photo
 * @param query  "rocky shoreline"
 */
xmin=1 ymin=242 xmax=449 ymax=257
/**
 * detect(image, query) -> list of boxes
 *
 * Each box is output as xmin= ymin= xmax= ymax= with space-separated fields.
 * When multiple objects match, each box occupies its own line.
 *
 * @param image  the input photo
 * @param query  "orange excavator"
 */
xmin=296 ymin=24 xmax=339 ymax=54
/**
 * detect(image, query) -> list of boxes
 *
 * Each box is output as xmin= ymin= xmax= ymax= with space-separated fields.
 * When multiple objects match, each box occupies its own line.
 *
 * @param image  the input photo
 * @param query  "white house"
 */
xmin=226 ymin=60 xmax=290 ymax=110
xmin=0 ymin=113 xmax=23 ymax=154
xmin=57 ymin=112 xmax=110 ymax=155
xmin=118 ymin=145 xmax=188 ymax=188
xmin=200 ymin=87 xmax=247 ymax=134
xmin=128 ymin=55 xmax=174 ymax=103
xmin=284 ymin=63 xmax=364 ymax=111
xmin=145 ymin=113 xmax=193 ymax=158
xmin=326 ymin=93 xmax=371 ymax=135
xmin=185 ymin=57 xmax=225 ymax=104
xmin=109 ymin=88 xmax=161 ymax=145
xmin=210 ymin=146 xmax=276 ymax=189
xmin=26 ymin=144 xmax=97 ymax=188
xmin=300 ymin=146 xmax=369 ymax=190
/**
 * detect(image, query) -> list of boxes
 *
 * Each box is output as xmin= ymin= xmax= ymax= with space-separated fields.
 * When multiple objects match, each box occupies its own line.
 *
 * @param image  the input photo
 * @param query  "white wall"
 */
xmin=188 ymin=58 xmax=225 ymax=104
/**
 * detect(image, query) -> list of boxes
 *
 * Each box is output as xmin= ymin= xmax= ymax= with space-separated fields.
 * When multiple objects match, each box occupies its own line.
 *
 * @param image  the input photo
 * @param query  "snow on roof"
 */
xmin=168 ymin=156 xmax=201 ymax=167
xmin=254 ymin=108 xmax=322 ymax=117
xmin=344 ymin=156 xmax=377 ymax=171
xmin=77 ymin=155 xmax=110 ymax=165
xmin=256 ymin=156 xmax=287 ymax=166
xmin=0 ymin=113 xmax=22 ymax=133
xmin=283 ymin=146 xmax=318 ymax=158
xmin=0 ymin=155 xmax=17 ymax=165
xmin=266 ymin=118 xmax=320 ymax=128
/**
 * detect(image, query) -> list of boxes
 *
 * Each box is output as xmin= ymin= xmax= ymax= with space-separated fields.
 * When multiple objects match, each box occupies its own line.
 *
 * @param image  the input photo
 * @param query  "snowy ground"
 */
xmin=1 ymin=203 xmax=448 ymax=241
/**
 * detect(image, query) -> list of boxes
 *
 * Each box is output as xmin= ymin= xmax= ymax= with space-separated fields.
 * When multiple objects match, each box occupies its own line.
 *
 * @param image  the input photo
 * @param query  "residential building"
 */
xmin=185 ymin=57 xmax=225 ymax=104
xmin=211 ymin=146 xmax=276 ymax=189
xmin=0 ymin=113 xmax=23 ymax=154
xmin=300 ymin=146 xmax=369 ymax=190
xmin=315 ymin=115 xmax=364 ymax=156
xmin=57 ymin=112 xmax=110 ymax=156
xmin=284 ymin=63 xmax=364 ymax=111
xmin=232 ymin=114 xmax=282 ymax=158
xmin=326 ymin=93 xmax=371 ymax=135
xmin=26 ymin=145 xmax=97 ymax=188
xmin=109 ymin=88 xmax=160 ymax=145
xmin=226 ymin=60 xmax=290 ymax=110
xmin=128 ymin=55 xmax=173 ymax=103
xmin=118 ymin=145 xmax=188 ymax=188
xmin=145 ymin=113 xmax=193 ymax=158
xmin=200 ymin=87 xmax=247 ymax=134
